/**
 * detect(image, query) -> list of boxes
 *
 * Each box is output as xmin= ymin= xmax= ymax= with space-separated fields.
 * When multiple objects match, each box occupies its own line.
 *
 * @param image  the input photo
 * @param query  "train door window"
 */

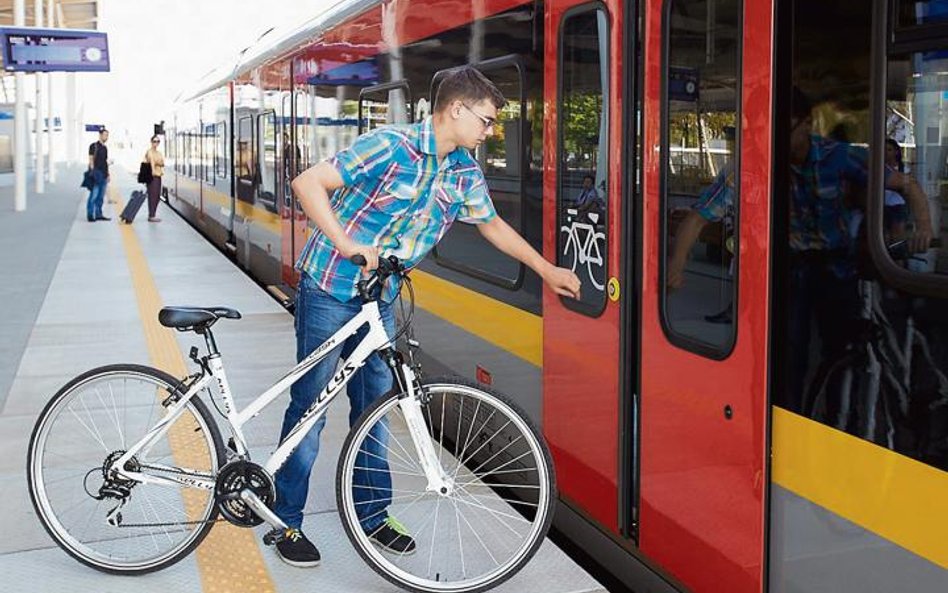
xmin=661 ymin=0 xmax=741 ymax=355
xmin=257 ymin=111 xmax=279 ymax=213
xmin=557 ymin=7 xmax=610 ymax=313
xmin=432 ymin=59 xmax=526 ymax=288
xmin=358 ymin=82 xmax=412 ymax=134
xmin=203 ymin=125 xmax=215 ymax=185
xmin=177 ymin=132 xmax=184 ymax=174
xmin=215 ymin=121 xmax=227 ymax=180
xmin=237 ymin=116 xmax=255 ymax=204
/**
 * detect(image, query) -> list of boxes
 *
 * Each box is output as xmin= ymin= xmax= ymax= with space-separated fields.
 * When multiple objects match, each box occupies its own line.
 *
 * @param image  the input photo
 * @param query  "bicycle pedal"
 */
xmin=263 ymin=528 xmax=287 ymax=546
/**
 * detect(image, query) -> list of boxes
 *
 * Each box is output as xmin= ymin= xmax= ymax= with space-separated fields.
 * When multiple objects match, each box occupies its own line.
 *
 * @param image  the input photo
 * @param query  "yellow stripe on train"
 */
xmin=772 ymin=406 xmax=948 ymax=569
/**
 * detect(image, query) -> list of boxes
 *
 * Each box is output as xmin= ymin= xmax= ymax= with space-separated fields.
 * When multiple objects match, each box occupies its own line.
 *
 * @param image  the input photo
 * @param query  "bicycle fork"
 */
xmin=396 ymin=364 xmax=455 ymax=497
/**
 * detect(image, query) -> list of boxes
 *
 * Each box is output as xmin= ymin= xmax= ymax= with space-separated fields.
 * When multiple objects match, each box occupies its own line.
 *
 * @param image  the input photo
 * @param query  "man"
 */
xmin=574 ymin=174 xmax=605 ymax=219
xmin=666 ymin=88 xmax=933 ymax=410
xmin=272 ymin=66 xmax=581 ymax=567
xmin=86 ymin=128 xmax=110 ymax=222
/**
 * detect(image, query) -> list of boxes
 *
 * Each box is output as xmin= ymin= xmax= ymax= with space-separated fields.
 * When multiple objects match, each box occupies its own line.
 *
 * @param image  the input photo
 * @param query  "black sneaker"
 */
xmin=367 ymin=516 xmax=416 ymax=555
xmin=275 ymin=528 xmax=321 ymax=567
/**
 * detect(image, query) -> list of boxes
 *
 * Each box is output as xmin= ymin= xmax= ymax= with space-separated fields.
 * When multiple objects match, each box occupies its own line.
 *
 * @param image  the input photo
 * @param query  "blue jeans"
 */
xmin=86 ymin=170 xmax=107 ymax=220
xmin=272 ymin=274 xmax=396 ymax=532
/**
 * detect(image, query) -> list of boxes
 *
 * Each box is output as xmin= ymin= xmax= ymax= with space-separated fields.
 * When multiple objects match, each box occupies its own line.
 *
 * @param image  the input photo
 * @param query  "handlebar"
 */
xmin=887 ymin=237 xmax=942 ymax=261
xmin=350 ymin=254 xmax=407 ymax=302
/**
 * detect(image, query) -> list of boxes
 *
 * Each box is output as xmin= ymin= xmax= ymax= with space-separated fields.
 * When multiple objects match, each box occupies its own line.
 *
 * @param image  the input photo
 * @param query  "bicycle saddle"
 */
xmin=158 ymin=306 xmax=242 ymax=331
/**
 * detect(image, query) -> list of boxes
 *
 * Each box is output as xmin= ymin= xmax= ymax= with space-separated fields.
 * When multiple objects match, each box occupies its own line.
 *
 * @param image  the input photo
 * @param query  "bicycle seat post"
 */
xmin=197 ymin=327 xmax=220 ymax=357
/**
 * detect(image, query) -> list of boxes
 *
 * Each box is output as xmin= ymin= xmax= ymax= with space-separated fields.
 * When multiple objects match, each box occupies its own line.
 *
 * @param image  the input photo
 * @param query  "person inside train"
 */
xmin=270 ymin=66 xmax=581 ymax=568
xmin=666 ymin=88 xmax=934 ymax=412
xmin=574 ymin=174 xmax=605 ymax=220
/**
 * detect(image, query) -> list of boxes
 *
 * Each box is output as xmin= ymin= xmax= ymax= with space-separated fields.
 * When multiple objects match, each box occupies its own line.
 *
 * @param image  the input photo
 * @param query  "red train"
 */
xmin=167 ymin=0 xmax=948 ymax=590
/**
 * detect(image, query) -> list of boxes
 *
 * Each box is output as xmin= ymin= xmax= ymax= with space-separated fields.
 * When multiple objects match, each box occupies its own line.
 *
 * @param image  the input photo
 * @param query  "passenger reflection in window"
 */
xmin=574 ymin=174 xmax=605 ymax=222
xmin=779 ymin=88 xmax=933 ymax=414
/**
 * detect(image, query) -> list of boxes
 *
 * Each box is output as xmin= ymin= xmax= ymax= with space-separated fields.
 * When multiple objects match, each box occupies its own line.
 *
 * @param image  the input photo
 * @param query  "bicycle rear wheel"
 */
xmin=337 ymin=378 xmax=555 ymax=593
xmin=27 ymin=364 xmax=224 ymax=574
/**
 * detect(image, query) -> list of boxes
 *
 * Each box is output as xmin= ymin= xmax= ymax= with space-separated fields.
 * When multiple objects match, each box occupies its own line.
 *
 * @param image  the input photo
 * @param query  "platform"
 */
xmin=0 ymin=165 xmax=608 ymax=593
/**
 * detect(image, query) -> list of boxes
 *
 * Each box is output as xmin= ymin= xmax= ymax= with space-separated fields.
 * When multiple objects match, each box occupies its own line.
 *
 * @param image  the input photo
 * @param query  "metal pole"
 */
xmin=66 ymin=72 xmax=76 ymax=163
xmin=13 ymin=0 xmax=27 ymax=211
xmin=33 ymin=0 xmax=45 ymax=194
xmin=46 ymin=0 xmax=56 ymax=183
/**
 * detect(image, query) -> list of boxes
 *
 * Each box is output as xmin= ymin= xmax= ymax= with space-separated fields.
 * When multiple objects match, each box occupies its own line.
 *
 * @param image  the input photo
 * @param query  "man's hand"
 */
xmin=543 ymin=265 xmax=581 ymax=299
xmin=667 ymin=263 xmax=685 ymax=290
xmin=909 ymin=224 xmax=935 ymax=255
xmin=340 ymin=241 xmax=380 ymax=272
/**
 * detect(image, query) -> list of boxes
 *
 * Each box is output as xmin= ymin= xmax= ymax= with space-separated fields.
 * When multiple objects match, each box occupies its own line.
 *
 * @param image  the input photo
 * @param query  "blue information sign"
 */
xmin=0 ymin=27 xmax=109 ymax=72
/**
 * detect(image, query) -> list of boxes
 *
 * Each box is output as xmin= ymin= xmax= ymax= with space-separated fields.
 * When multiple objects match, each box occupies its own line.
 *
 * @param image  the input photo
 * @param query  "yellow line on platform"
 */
xmin=113 ymin=185 xmax=277 ymax=592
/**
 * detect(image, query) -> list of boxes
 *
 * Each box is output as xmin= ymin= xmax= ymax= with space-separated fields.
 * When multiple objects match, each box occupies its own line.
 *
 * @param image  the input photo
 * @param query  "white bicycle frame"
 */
xmin=109 ymin=299 xmax=453 ymax=528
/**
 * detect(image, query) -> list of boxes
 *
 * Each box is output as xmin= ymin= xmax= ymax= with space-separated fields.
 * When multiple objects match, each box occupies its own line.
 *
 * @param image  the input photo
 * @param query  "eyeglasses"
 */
xmin=461 ymin=103 xmax=496 ymax=131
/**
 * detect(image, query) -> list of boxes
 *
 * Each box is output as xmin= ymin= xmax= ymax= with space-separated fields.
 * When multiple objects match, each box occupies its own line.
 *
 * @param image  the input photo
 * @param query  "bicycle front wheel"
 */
xmin=27 ymin=364 xmax=224 ymax=574
xmin=337 ymin=378 xmax=555 ymax=593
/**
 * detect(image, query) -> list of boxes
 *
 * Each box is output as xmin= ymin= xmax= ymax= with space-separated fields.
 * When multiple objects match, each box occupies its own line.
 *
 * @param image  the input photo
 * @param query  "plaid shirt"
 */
xmin=296 ymin=117 xmax=497 ymax=302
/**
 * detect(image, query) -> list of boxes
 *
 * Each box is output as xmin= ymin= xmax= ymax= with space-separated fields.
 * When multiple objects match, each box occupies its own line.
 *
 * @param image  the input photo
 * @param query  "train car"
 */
xmin=165 ymin=0 xmax=948 ymax=591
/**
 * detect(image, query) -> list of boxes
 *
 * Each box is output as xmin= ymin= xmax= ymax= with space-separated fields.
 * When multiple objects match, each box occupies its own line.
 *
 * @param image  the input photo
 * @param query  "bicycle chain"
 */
xmin=112 ymin=464 xmax=225 ymax=529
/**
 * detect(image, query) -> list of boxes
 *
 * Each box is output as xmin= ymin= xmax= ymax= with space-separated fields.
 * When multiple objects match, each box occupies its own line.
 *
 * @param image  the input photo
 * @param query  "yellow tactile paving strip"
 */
xmin=114 ymin=186 xmax=277 ymax=592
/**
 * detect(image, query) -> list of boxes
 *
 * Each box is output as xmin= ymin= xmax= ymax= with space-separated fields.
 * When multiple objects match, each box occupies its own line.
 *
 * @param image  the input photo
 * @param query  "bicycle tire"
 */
xmin=27 ymin=364 xmax=225 ymax=574
xmin=336 ymin=377 xmax=556 ymax=593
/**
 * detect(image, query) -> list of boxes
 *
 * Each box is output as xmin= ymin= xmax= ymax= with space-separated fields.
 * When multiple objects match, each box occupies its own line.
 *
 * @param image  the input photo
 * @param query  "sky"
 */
xmin=80 ymin=0 xmax=339 ymax=151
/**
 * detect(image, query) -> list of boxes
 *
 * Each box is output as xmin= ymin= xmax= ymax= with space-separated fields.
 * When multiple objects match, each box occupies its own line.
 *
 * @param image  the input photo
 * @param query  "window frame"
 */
xmin=555 ymin=3 xmax=611 ymax=317
xmin=866 ymin=0 xmax=948 ymax=298
xmin=358 ymin=80 xmax=413 ymax=134
xmin=256 ymin=110 xmax=279 ymax=211
xmin=429 ymin=54 xmax=529 ymax=291
xmin=658 ymin=0 xmax=743 ymax=359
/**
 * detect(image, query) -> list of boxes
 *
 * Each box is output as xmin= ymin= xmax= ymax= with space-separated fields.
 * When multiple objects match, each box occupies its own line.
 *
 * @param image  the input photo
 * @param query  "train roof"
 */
xmin=180 ymin=0 xmax=380 ymax=103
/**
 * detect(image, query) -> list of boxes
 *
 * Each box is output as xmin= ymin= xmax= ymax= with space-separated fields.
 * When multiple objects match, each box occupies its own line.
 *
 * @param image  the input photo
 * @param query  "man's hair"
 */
xmin=434 ymin=66 xmax=506 ymax=113
xmin=99 ymin=127 xmax=109 ymax=135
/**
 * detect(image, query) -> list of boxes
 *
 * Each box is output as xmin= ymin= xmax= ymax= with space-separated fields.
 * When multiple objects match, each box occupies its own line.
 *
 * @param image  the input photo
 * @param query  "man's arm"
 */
xmin=887 ymin=171 xmax=934 ymax=253
xmin=290 ymin=162 xmax=379 ymax=269
xmin=667 ymin=210 xmax=709 ymax=289
xmin=477 ymin=216 xmax=581 ymax=298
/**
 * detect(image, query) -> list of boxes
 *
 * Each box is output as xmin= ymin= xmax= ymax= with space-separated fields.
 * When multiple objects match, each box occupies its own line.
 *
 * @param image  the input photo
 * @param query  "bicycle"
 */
xmin=803 ymin=239 xmax=948 ymax=454
xmin=27 ymin=255 xmax=556 ymax=593
xmin=560 ymin=208 xmax=606 ymax=291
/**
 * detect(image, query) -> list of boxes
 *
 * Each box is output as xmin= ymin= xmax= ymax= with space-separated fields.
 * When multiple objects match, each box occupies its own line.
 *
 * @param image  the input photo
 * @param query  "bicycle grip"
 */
xmin=350 ymin=254 xmax=367 ymax=267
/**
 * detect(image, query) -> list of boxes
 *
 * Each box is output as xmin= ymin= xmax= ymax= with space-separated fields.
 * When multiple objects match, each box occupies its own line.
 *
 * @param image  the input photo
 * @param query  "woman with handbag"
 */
xmin=141 ymin=135 xmax=165 ymax=222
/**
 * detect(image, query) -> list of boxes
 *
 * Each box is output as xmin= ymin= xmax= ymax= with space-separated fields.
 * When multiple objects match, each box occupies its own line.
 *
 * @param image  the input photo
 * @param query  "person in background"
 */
xmin=144 ymin=135 xmax=165 ymax=222
xmin=86 ymin=127 xmax=110 ymax=222
xmin=884 ymin=138 xmax=909 ymax=240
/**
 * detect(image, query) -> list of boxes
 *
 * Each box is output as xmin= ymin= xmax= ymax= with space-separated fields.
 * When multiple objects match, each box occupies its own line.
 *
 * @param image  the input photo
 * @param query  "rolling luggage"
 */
xmin=120 ymin=190 xmax=147 ymax=223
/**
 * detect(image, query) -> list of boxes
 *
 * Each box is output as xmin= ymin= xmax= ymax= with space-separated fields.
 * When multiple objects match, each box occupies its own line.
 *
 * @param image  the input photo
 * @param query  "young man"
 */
xmin=272 ymin=67 xmax=581 ymax=567
xmin=86 ymin=128 xmax=110 ymax=222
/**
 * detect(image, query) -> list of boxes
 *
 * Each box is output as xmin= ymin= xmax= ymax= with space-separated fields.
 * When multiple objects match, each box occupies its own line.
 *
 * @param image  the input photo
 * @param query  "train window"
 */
xmin=237 ymin=116 xmax=255 ymax=204
xmin=257 ymin=111 xmax=279 ymax=213
xmin=433 ymin=60 xmax=526 ymax=288
xmin=557 ymin=7 xmax=610 ymax=314
xmin=358 ymin=83 xmax=412 ymax=134
xmin=215 ymin=121 xmax=227 ymax=179
xmin=661 ymin=0 xmax=741 ymax=355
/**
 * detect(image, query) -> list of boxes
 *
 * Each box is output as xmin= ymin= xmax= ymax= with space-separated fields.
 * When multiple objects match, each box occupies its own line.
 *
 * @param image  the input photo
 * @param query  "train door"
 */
xmin=544 ymin=0 xmax=627 ymax=538
xmin=639 ymin=0 xmax=772 ymax=591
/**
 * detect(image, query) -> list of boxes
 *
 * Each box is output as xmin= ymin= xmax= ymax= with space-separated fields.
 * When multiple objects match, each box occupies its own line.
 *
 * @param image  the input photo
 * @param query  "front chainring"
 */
xmin=214 ymin=460 xmax=275 ymax=527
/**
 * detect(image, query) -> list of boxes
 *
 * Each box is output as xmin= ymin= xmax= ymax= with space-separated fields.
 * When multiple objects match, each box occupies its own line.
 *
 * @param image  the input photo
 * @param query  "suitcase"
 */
xmin=120 ymin=190 xmax=147 ymax=223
